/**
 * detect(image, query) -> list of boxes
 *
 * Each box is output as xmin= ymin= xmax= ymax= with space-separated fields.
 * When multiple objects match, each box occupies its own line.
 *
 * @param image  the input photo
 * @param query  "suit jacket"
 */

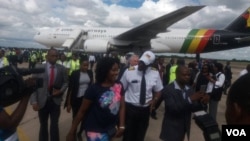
xmin=30 ymin=63 xmax=68 ymax=109
xmin=160 ymin=82 xmax=198 ymax=141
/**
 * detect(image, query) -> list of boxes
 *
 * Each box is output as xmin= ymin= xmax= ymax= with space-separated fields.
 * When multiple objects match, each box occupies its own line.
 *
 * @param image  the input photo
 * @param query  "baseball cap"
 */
xmin=139 ymin=51 xmax=155 ymax=65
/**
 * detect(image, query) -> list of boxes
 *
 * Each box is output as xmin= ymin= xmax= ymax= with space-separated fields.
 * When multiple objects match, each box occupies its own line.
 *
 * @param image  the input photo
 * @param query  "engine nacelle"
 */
xmin=83 ymin=39 xmax=109 ymax=53
xmin=150 ymin=39 xmax=171 ymax=52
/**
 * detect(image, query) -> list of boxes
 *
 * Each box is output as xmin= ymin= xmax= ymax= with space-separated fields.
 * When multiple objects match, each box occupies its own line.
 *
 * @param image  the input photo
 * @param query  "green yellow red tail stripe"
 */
xmin=196 ymin=30 xmax=215 ymax=53
xmin=180 ymin=29 xmax=215 ymax=53
xmin=180 ymin=29 xmax=199 ymax=53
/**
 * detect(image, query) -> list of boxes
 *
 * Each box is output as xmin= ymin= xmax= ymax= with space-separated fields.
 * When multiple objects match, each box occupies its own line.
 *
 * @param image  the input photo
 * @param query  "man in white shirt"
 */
xmin=120 ymin=51 xmax=163 ymax=141
xmin=239 ymin=64 xmax=250 ymax=78
xmin=88 ymin=54 xmax=96 ymax=70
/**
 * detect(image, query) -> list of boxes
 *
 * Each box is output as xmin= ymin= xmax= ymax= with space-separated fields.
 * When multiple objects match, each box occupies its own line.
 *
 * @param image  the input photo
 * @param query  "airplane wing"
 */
xmin=113 ymin=5 xmax=205 ymax=47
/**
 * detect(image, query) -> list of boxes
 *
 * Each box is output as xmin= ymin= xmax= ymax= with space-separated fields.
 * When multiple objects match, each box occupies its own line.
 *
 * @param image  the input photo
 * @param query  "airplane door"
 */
xmin=213 ymin=34 xmax=220 ymax=44
xmin=83 ymin=31 xmax=88 ymax=40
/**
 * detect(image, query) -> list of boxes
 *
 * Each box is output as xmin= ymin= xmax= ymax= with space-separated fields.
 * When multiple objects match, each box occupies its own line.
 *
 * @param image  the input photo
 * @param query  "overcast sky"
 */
xmin=1 ymin=0 xmax=250 ymax=60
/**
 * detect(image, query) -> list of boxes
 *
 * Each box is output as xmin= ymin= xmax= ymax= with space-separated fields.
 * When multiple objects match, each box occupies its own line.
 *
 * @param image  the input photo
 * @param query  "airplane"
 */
xmin=34 ymin=6 xmax=250 ymax=55
xmin=33 ymin=6 xmax=205 ymax=53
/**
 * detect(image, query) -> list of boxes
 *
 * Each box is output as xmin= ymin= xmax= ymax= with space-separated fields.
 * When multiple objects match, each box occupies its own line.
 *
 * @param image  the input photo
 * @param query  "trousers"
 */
xmin=38 ymin=99 xmax=61 ymax=141
xmin=122 ymin=103 xmax=150 ymax=141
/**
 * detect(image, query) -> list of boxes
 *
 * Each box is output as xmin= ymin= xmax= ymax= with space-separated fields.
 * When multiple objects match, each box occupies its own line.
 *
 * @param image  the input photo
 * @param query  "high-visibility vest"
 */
xmin=66 ymin=52 xmax=72 ymax=59
xmin=30 ymin=53 xmax=37 ymax=62
xmin=0 ymin=57 xmax=9 ymax=68
xmin=68 ymin=59 xmax=79 ymax=75
xmin=11 ymin=51 xmax=16 ymax=55
xmin=57 ymin=60 xmax=68 ymax=68
xmin=42 ymin=52 xmax=47 ymax=61
xmin=169 ymin=65 xmax=178 ymax=84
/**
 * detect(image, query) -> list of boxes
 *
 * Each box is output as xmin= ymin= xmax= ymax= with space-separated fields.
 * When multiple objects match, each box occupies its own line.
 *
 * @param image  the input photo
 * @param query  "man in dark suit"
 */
xmin=30 ymin=48 xmax=68 ymax=141
xmin=160 ymin=65 xmax=204 ymax=141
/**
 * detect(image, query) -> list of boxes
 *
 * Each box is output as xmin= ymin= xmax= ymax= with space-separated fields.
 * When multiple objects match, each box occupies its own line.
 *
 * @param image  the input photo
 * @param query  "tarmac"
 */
xmin=4 ymin=60 xmax=248 ymax=141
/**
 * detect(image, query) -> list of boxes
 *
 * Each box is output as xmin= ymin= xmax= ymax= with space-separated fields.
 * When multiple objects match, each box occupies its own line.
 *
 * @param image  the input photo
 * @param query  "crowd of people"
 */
xmin=1 ymin=47 xmax=250 ymax=141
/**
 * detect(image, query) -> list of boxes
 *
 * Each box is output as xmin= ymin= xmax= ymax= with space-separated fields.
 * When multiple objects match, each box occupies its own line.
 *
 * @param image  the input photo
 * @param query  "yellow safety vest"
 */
xmin=2 ymin=57 xmax=9 ymax=67
xmin=30 ymin=53 xmax=37 ymax=62
xmin=11 ymin=51 xmax=16 ymax=55
xmin=169 ymin=65 xmax=178 ymax=84
xmin=66 ymin=52 xmax=72 ymax=59
xmin=69 ymin=59 xmax=79 ymax=75
xmin=42 ymin=52 xmax=47 ymax=61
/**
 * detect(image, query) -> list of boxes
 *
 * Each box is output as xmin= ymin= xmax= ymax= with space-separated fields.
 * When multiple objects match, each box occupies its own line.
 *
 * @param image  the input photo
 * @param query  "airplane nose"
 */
xmin=33 ymin=35 xmax=38 ymax=41
xmin=33 ymin=32 xmax=43 ymax=43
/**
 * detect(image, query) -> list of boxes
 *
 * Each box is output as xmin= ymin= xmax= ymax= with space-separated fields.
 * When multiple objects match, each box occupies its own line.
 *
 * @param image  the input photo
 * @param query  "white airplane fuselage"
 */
xmin=34 ymin=27 xmax=128 ymax=47
xmin=34 ymin=27 xmax=250 ymax=54
xmin=34 ymin=27 xmax=193 ymax=53
xmin=33 ymin=6 xmax=250 ymax=54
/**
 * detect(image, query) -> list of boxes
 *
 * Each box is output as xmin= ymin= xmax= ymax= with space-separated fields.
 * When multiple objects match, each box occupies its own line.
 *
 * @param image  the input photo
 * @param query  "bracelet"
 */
xmin=119 ymin=126 xmax=125 ymax=129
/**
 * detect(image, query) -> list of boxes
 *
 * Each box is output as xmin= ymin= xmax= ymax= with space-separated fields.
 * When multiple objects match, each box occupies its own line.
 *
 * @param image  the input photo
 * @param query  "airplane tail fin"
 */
xmin=225 ymin=7 xmax=250 ymax=33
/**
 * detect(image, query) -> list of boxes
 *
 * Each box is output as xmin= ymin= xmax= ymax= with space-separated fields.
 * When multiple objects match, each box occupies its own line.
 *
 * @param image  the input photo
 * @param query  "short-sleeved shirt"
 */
xmin=77 ymin=72 xmax=90 ymax=97
xmin=83 ymin=83 xmax=124 ymax=133
xmin=214 ymin=72 xmax=225 ymax=88
xmin=120 ymin=65 xmax=163 ymax=107
xmin=0 ymin=107 xmax=18 ymax=141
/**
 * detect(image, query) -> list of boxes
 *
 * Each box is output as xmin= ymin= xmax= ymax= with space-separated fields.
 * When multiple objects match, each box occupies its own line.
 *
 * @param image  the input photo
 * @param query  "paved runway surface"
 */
xmin=5 ymin=60 xmax=248 ymax=141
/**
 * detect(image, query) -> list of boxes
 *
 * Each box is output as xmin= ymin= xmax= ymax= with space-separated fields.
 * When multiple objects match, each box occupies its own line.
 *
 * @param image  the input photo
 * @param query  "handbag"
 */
xmin=210 ymin=87 xmax=223 ymax=101
xmin=210 ymin=73 xmax=224 ymax=101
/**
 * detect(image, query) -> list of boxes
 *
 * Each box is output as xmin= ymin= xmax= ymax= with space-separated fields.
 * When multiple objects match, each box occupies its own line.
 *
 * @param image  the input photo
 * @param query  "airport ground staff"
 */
xmin=29 ymin=51 xmax=37 ymax=69
xmin=68 ymin=53 xmax=80 ymax=76
xmin=168 ymin=59 xmax=185 ymax=84
xmin=169 ymin=64 xmax=178 ymax=84
xmin=66 ymin=51 xmax=72 ymax=60
xmin=120 ymin=51 xmax=163 ymax=141
xmin=0 ymin=49 xmax=9 ymax=68
xmin=42 ymin=51 xmax=47 ymax=62
xmin=57 ymin=53 xmax=69 ymax=68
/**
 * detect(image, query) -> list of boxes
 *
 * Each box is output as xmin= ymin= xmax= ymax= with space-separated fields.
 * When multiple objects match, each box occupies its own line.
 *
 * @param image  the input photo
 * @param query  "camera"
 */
xmin=193 ymin=110 xmax=221 ymax=141
xmin=0 ymin=65 xmax=44 ymax=107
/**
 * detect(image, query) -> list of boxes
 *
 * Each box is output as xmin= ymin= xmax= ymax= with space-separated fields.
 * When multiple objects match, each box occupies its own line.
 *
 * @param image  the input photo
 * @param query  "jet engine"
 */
xmin=150 ymin=39 xmax=171 ymax=52
xmin=83 ymin=39 xmax=110 ymax=53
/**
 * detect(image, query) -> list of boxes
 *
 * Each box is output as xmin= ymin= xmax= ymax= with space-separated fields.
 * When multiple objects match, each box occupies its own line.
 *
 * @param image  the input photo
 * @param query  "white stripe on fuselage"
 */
xmin=34 ymin=27 xmax=130 ymax=47
xmin=35 ymin=27 xmax=194 ymax=53
xmin=151 ymin=29 xmax=191 ymax=52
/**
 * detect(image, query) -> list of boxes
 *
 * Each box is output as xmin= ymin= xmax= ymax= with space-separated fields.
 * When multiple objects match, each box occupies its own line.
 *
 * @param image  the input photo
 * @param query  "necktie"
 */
xmin=140 ymin=72 xmax=146 ymax=105
xmin=49 ymin=65 xmax=55 ymax=90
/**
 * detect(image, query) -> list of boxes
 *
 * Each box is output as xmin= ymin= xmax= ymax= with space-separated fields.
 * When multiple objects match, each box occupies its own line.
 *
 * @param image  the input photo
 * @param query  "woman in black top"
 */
xmin=66 ymin=57 xmax=125 ymax=141
xmin=65 ymin=58 xmax=93 ymax=140
xmin=193 ymin=64 xmax=213 ymax=111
